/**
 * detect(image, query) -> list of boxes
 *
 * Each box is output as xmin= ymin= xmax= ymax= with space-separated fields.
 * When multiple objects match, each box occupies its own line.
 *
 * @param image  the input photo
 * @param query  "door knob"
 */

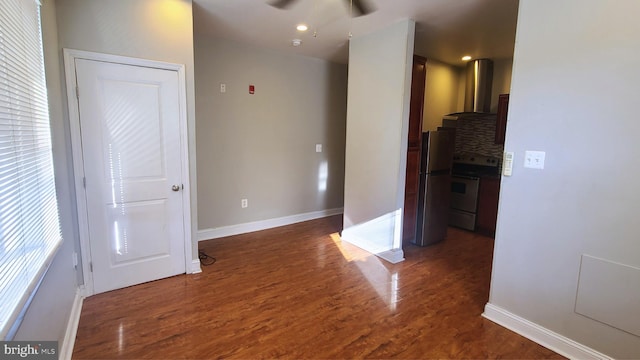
xmin=172 ymin=184 xmax=181 ymax=191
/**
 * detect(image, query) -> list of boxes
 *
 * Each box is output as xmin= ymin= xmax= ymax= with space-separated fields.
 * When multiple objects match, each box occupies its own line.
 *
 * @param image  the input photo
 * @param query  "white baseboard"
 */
xmin=60 ymin=288 xmax=84 ymax=360
xmin=197 ymin=208 xmax=343 ymax=241
xmin=376 ymin=248 xmax=405 ymax=264
xmin=190 ymin=259 xmax=202 ymax=274
xmin=483 ymin=303 xmax=612 ymax=360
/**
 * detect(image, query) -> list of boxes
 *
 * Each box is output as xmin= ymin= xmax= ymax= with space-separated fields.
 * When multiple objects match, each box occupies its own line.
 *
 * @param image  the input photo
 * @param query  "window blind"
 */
xmin=0 ymin=0 xmax=62 ymax=339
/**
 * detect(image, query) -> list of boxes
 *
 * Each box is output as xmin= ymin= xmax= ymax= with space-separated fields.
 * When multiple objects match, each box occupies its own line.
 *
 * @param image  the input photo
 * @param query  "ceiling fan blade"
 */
xmin=269 ymin=0 xmax=297 ymax=9
xmin=349 ymin=0 xmax=374 ymax=16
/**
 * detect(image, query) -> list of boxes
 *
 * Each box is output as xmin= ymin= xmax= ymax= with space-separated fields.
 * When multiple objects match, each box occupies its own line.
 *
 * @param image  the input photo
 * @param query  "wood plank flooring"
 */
xmin=72 ymin=215 xmax=563 ymax=359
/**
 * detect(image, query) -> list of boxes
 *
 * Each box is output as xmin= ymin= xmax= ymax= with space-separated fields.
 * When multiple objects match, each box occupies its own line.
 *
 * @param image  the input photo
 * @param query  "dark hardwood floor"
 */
xmin=72 ymin=215 xmax=562 ymax=359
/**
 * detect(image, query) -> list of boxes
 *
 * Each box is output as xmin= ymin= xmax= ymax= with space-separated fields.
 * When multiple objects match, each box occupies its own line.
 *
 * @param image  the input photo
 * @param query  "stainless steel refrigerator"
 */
xmin=412 ymin=130 xmax=454 ymax=246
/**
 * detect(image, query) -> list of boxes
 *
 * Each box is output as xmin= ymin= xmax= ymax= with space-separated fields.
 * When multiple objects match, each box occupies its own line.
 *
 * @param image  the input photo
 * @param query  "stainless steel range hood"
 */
xmin=464 ymin=59 xmax=493 ymax=113
xmin=447 ymin=59 xmax=494 ymax=118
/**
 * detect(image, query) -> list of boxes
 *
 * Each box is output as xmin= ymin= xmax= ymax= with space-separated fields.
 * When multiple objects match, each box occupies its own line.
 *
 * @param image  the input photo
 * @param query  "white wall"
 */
xmin=423 ymin=59 xmax=461 ymax=131
xmin=193 ymin=36 xmax=347 ymax=232
xmin=487 ymin=0 xmax=640 ymax=358
xmin=13 ymin=0 xmax=79 ymax=343
xmin=342 ymin=19 xmax=415 ymax=263
xmin=54 ymin=0 xmax=199 ymax=260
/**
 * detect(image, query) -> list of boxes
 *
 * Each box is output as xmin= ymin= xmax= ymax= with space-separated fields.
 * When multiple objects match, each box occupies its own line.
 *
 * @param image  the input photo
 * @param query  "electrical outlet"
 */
xmin=220 ymin=83 xmax=226 ymax=93
xmin=241 ymin=199 xmax=248 ymax=208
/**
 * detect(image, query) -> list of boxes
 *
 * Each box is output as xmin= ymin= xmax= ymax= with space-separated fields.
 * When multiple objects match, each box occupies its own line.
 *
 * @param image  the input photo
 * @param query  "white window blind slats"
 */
xmin=0 ymin=0 xmax=62 ymax=339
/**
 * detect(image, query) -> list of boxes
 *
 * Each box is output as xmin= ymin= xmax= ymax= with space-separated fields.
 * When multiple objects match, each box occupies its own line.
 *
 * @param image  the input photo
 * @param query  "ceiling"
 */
xmin=193 ymin=0 xmax=519 ymax=65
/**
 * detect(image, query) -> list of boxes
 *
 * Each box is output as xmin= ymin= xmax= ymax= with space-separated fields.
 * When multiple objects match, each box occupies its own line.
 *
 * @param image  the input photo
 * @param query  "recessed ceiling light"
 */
xmin=296 ymin=24 xmax=308 ymax=32
xmin=462 ymin=55 xmax=472 ymax=61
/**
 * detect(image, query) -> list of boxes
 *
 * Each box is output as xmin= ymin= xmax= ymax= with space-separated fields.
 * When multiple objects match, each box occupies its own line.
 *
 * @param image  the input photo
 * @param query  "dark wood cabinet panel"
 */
xmin=402 ymin=143 xmax=421 ymax=242
xmin=407 ymin=55 xmax=427 ymax=149
xmin=476 ymin=177 xmax=500 ymax=237
xmin=495 ymin=94 xmax=509 ymax=144
xmin=403 ymin=192 xmax=419 ymax=242
xmin=404 ymin=148 xmax=420 ymax=193
xmin=402 ymin=55 xmax=427 ymax=242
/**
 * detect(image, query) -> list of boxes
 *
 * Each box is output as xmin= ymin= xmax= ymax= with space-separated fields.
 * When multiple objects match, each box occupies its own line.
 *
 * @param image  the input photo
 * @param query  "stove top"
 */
xmin=452 ymin=153 xmax=501 ymax=177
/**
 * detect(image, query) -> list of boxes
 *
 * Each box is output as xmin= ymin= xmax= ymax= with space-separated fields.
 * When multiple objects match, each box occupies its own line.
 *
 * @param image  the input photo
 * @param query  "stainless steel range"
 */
xmin=449 ymin=154 xmax=500 ymax=231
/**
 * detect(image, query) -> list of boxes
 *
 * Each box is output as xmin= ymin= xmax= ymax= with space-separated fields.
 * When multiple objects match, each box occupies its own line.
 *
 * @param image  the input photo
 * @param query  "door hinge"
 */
xmin=89 ymin=262 xmax=93 ymax=272
xmin=83 ymin=177 xmax=86 ymax=188
xmin=75 ymin=86 xmax=80 ymax=99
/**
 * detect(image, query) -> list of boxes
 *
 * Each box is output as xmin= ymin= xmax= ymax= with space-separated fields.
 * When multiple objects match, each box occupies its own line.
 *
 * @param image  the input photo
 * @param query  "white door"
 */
xmin=75 ymin=59 xmax=186 ymax=294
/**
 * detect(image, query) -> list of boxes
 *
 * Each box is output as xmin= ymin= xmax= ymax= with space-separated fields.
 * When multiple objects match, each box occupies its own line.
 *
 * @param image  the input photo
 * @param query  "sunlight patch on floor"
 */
xmin=330 ymin=232 xmax=399 ymax=311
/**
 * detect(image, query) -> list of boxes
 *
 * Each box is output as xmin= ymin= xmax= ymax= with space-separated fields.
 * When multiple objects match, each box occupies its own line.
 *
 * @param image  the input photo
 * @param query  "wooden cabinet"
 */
xmin=495 ymin=94 xmax=509 ymax=144
xmin=407 ymin=55 xmax=426 ymax=149
xmin=402 ymin=55 xmax=427 ymax=242
xmin=476 ymin=177 xmax=500 ymax=237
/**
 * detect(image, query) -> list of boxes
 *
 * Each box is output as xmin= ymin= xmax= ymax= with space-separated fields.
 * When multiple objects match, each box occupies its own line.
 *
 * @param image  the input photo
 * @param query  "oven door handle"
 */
xmin=453 ymin=175 xmax=480 ymax=181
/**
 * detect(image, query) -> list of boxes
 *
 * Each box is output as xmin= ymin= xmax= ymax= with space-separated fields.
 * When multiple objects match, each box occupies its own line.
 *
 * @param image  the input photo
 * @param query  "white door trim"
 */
xmin=63 ymin=49 xmax=195 ymax=296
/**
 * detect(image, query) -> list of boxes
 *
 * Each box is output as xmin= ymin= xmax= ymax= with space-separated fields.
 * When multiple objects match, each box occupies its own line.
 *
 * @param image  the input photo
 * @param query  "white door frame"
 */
xmin=63 ymin=49 xmax=197 ymax=296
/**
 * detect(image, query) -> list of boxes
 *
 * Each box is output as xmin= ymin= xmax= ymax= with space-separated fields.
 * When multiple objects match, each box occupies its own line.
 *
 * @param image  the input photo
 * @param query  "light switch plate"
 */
xmin=315 ymin=144 xmax=322 ymax=153
xmin=524 ymin=150 xmax=545 ymax=169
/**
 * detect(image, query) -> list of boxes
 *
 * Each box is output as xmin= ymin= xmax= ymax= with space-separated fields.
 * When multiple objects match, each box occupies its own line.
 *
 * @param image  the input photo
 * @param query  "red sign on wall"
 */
xmin=249 ymin=85 xmax=255 ymax=94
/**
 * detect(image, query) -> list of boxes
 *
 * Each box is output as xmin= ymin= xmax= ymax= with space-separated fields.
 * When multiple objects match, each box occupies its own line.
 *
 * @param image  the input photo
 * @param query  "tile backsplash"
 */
xmin=453 ymin=117 xmax=504 ymax=159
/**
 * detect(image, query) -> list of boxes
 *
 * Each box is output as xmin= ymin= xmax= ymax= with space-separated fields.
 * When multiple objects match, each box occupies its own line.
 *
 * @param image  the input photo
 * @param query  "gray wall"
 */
xmin=488 ymin=0 xmax=640 ymax=357
xmin=342 ymin=20 xmax=414 ymax=261
xmin=54 ymin=0 xmax=199 ymax=260
xmin=423 ymin=59 xmax=460 ymax=131
xmin=13 ymin=0 xmax=79 ymax=343
xmin=193 ymin=36 xmax=347 ymax=230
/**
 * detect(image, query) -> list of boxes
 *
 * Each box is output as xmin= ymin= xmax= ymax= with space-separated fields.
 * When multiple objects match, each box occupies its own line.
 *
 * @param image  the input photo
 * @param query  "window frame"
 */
xmin=0 ymin=0 xmax=63 ymax=340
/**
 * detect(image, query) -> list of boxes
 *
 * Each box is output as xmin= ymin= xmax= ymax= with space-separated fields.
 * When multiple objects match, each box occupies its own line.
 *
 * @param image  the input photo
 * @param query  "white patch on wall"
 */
xmin=341 ymin=209 xmax=405 ymax=264
xmin=575 ymin=254 xmax=640 ymax=337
